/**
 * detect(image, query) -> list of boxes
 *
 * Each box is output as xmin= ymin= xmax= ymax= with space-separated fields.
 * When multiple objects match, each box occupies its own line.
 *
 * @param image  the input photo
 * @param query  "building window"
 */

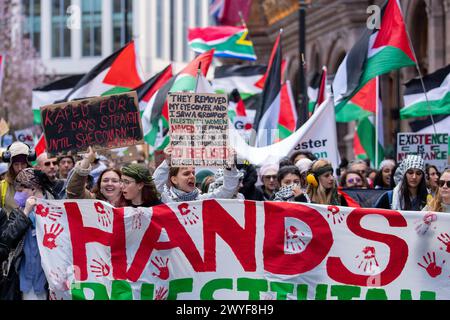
xmin=195 ymin=0 xmax=202 ymax=27
xmin=182 ymin=0 xmax=190 ymax=62
xmin=51 ymin=0 xmax=71 ymax=57
xmin=156 ymin=0 xmax=164 ymax=59
xmin=82 ymin=0 xmax=102 ymax=56
xmin=22 ymin=0 xmax=41 ymax=54
xmin=112 ymin=0 xmax=132 ymax=51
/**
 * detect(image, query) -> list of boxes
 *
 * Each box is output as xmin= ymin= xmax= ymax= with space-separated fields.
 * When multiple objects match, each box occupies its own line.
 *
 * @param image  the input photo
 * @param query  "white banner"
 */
xmin=36 ymin=199 xmax=450 ymax=300
xmin=229 ymin=98 xmax=340 ymax=169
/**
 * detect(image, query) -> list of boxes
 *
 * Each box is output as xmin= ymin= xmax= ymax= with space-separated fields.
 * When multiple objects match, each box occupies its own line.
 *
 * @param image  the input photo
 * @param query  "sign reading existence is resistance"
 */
xmin=168 ymin=92 xmax=232 ymax=167
xmin=36 ymin=199 xmax=450 ymax=300
xmin=40 ymin=92 xmax=143 ymax=156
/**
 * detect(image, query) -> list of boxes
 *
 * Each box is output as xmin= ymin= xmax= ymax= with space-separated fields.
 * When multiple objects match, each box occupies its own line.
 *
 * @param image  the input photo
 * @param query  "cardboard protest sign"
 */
xmin=37 ymin=199 xmax=450 ymax=300
xmin=40 ymin=92 xmax=143 ymax=156
xmin=0 ymin=118 xmax=9 ymax=137
xmin=397 ymin=133 xmax=448 ymax=172
xmin=168 ymin=92 xmax=232 ymax=167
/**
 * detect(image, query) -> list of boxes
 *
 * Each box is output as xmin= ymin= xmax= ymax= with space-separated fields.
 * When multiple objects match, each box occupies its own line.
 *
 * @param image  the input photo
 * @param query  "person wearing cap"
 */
xmin=153 ymin=146 xmax=241 ymax=203
xmin=57 ymin=154 xmax=75 ymax=179
xmin=121 ymin=163 xmax=162 ymax=207
xmin=256 ymin=164 xmax=279 ymax=201
xmin=375 ymin=155 xmax=429 ymax=210
xmin=195 ymin=169 xmax=214 ymax=191
xmin=373 ymin=159 xmax=396 ymax=189
xmin=295 ymin=158 xmax=313 ymax=192
xmin=66 ymin=147 xmax=128 ymax=207
xmin=1 ymin=142 xmax=33 ymax=214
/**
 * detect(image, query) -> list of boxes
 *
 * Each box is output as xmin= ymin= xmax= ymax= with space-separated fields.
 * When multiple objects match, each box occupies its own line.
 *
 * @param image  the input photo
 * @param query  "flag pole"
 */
xmin=375 ymin=76 xmax=379 ymax=169
xmin=403 ymin=14 xmax=437 ymax=134
xmin=238 ymin=11 xmax=247 ymax=28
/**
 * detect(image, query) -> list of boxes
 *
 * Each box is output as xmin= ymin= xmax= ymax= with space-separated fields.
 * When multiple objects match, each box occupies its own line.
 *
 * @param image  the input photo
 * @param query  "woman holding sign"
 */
xmin=66 ymin=147 xmax=128 ymax=207
xmin=153 ymin=147 xmax=241 ymax=203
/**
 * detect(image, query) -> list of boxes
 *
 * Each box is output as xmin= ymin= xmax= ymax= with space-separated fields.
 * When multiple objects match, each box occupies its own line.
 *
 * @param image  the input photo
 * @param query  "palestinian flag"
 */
xmin=277 ymin=80 xmax=298 ymax=141
xmin=188 ymin=25 xmax=256 ymax=61
xmin=213 ymin=64 xmax=266 ymax=101
xmin=353 ymin=78 xmax=385 ymax=168
xmin=308 ymin=66 xmax=327 ymax=115
xmin=336 ymin=77 xmax=377 ymax=122
xmin=136 ymin=65 xmax=173 ymax=113
xmin=32 ymin=74 xmax=84 ymax=124
xmin=402 ymin=64 xmax=450 ymax=119
xmin=333 ymin=0 xmax=415 ymax=115
xmin=253 ymin=32 xmax=282 ymax=147
xmin=142 ymin=50 xmax=214 ymax=147
xmin=64 ymin=41 xmax=144 ymax=101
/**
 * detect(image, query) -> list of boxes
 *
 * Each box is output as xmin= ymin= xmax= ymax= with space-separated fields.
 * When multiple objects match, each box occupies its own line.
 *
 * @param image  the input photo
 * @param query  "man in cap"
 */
xmin=0 ymin=142 xmax=33 ymax=214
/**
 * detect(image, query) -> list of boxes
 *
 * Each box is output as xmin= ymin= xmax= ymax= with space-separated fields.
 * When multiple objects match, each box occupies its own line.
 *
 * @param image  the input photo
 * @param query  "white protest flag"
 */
xmin=37 ymin=198 xmax=450 ymax=300
xmin=230 ymin=97 xmax=340 ymax=169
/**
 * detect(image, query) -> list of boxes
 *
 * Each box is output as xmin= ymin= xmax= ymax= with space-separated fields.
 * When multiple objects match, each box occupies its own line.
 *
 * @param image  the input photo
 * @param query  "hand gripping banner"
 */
xmin=35 ymin=199 xmax=450 ymax=300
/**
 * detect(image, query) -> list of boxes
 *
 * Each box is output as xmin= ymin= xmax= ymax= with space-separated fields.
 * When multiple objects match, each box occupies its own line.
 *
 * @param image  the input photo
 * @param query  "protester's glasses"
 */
xmin=347 ymin=177 xmax=362 ymax=184
xmin=44 ymin=161 xmax=58 ymax=166
xmin=263 ymin=175 xmax=277 ymax=181
xmin=121 ymin=179 xmax=135 ymax=186
xmin=438 ymin=180 xmax=450 ymax=188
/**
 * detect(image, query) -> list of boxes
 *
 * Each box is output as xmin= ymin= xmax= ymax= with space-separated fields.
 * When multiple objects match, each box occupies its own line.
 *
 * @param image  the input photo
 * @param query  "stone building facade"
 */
xmin=246 ymin=0 xmax=449 ymax=160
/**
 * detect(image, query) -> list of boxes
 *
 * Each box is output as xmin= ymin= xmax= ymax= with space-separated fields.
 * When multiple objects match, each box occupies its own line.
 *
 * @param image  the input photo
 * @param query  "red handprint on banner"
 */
xmin=415 ymin=212 xmax=437 ymax=235
xmin=418 ymin=252 xmax=445 ymax=278
xmin=154 ymin=287 xmax=168 ymax=300
xmin=177 ymin=203 xmax=199 ymax=225
xmin=132 ymin=208 xmax=144 ymax=230
xmin=151 ymin=256 xmax=169 ymax=280
xmin=35 ymin=203 xmax=63 ymax=221
xmin=94 ymin=202 xmax=112 ymax=227
xmin=49 ymin=290 xmax=63 ymax=300
xmin=43 ymin=223 xmax=63 ymax=249
xmin=327 ymin=205 xmax=344 ymax=224
xmin=284 ymin=226 xmax=306 ymax=253
xmin=90 ymin=258 xmax=111 ymax=278
xmin=48 ymin=267 xmax=70 ymax=291
xmin=437 ymin=233 xmax=450 ymax=253
xmin=356 ymin=246 xmax=380 ymax=274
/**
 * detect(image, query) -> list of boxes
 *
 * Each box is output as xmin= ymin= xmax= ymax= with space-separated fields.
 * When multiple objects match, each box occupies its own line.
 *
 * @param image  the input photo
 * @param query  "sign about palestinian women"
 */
xmin=40 ymin=92 xmax=143 ymax=156
xmin=37 ymin=199 xmax=450 ymax=300
xmin=397 ymin=133 xmax=448 ymax=172
xmin=168 ymin=92 xmax=232 ymax=167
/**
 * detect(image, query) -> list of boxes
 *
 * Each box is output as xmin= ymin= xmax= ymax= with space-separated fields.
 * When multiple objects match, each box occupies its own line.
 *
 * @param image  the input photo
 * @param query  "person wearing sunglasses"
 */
xmin=375 ymin=155 xmax=429 ymax=211
xmin=339 ymin=170 xmax=367 ymax=189
xmin=423 ymin=169 xmax=450 ymax=213
xmin=257 ymin=164 xmax=279 ymax=201
xmin=36 ymin=152 xmax=65 ymax=199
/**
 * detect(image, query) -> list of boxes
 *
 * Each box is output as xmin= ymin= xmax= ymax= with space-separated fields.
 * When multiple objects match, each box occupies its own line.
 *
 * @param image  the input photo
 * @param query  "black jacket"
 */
xmin=0 ymin=208 xmax=31 ymax=263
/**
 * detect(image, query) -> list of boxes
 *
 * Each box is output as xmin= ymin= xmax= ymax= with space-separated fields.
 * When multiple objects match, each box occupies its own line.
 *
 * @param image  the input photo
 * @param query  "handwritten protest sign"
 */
xmin=37 ymin=199 xmax=450 ymax=300
xmin=40 ymin=92 xmax=143 ymax=156
xmin=397 ymin=133 xmax=448 ymax=171
xmin=168 ymin=92 xmax=232 ymax=167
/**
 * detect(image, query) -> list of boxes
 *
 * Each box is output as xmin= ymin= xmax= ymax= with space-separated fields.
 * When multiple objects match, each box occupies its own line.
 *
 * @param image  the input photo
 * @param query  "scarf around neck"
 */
xmin=169 ymin=186 xmax=200 ymax=202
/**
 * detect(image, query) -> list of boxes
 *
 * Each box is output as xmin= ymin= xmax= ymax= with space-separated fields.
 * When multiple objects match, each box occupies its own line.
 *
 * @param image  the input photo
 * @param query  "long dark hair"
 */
xmin=92 ymin=168 xmax=128 ymax=206
xmin=400 ymin=172 xmax=428 ymax=210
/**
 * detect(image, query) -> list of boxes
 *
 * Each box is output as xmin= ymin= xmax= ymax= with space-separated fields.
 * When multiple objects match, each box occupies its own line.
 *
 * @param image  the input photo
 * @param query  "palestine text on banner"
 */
xmin=40 ymin=92 xmax=143 ymax=156
xmin=37 ymin=198 xmax=450 ymax=300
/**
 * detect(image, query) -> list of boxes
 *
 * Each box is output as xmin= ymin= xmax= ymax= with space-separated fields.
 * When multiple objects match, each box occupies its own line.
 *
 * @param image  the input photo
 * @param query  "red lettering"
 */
xmin=326 ymin=208 xmax=408 ymax=286
xmin=126 ymin=204 xmax=205 ymax=281
xmin=263 ymin=202 xmax=333 ymax=275
xmin=117 ymin=98 xmax=127 ymax=112
xmin=43 ymin=110 xmax=54 ymax=126
xmin=203 ymin=200 xmax=256 ymax=272
xmin=65 ymin=203 xmax=127 ymax=281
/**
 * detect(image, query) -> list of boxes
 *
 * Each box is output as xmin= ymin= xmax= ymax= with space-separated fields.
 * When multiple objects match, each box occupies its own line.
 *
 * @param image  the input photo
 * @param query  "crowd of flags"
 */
xmin=2 ymin=0 xmax=446 ymax=163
